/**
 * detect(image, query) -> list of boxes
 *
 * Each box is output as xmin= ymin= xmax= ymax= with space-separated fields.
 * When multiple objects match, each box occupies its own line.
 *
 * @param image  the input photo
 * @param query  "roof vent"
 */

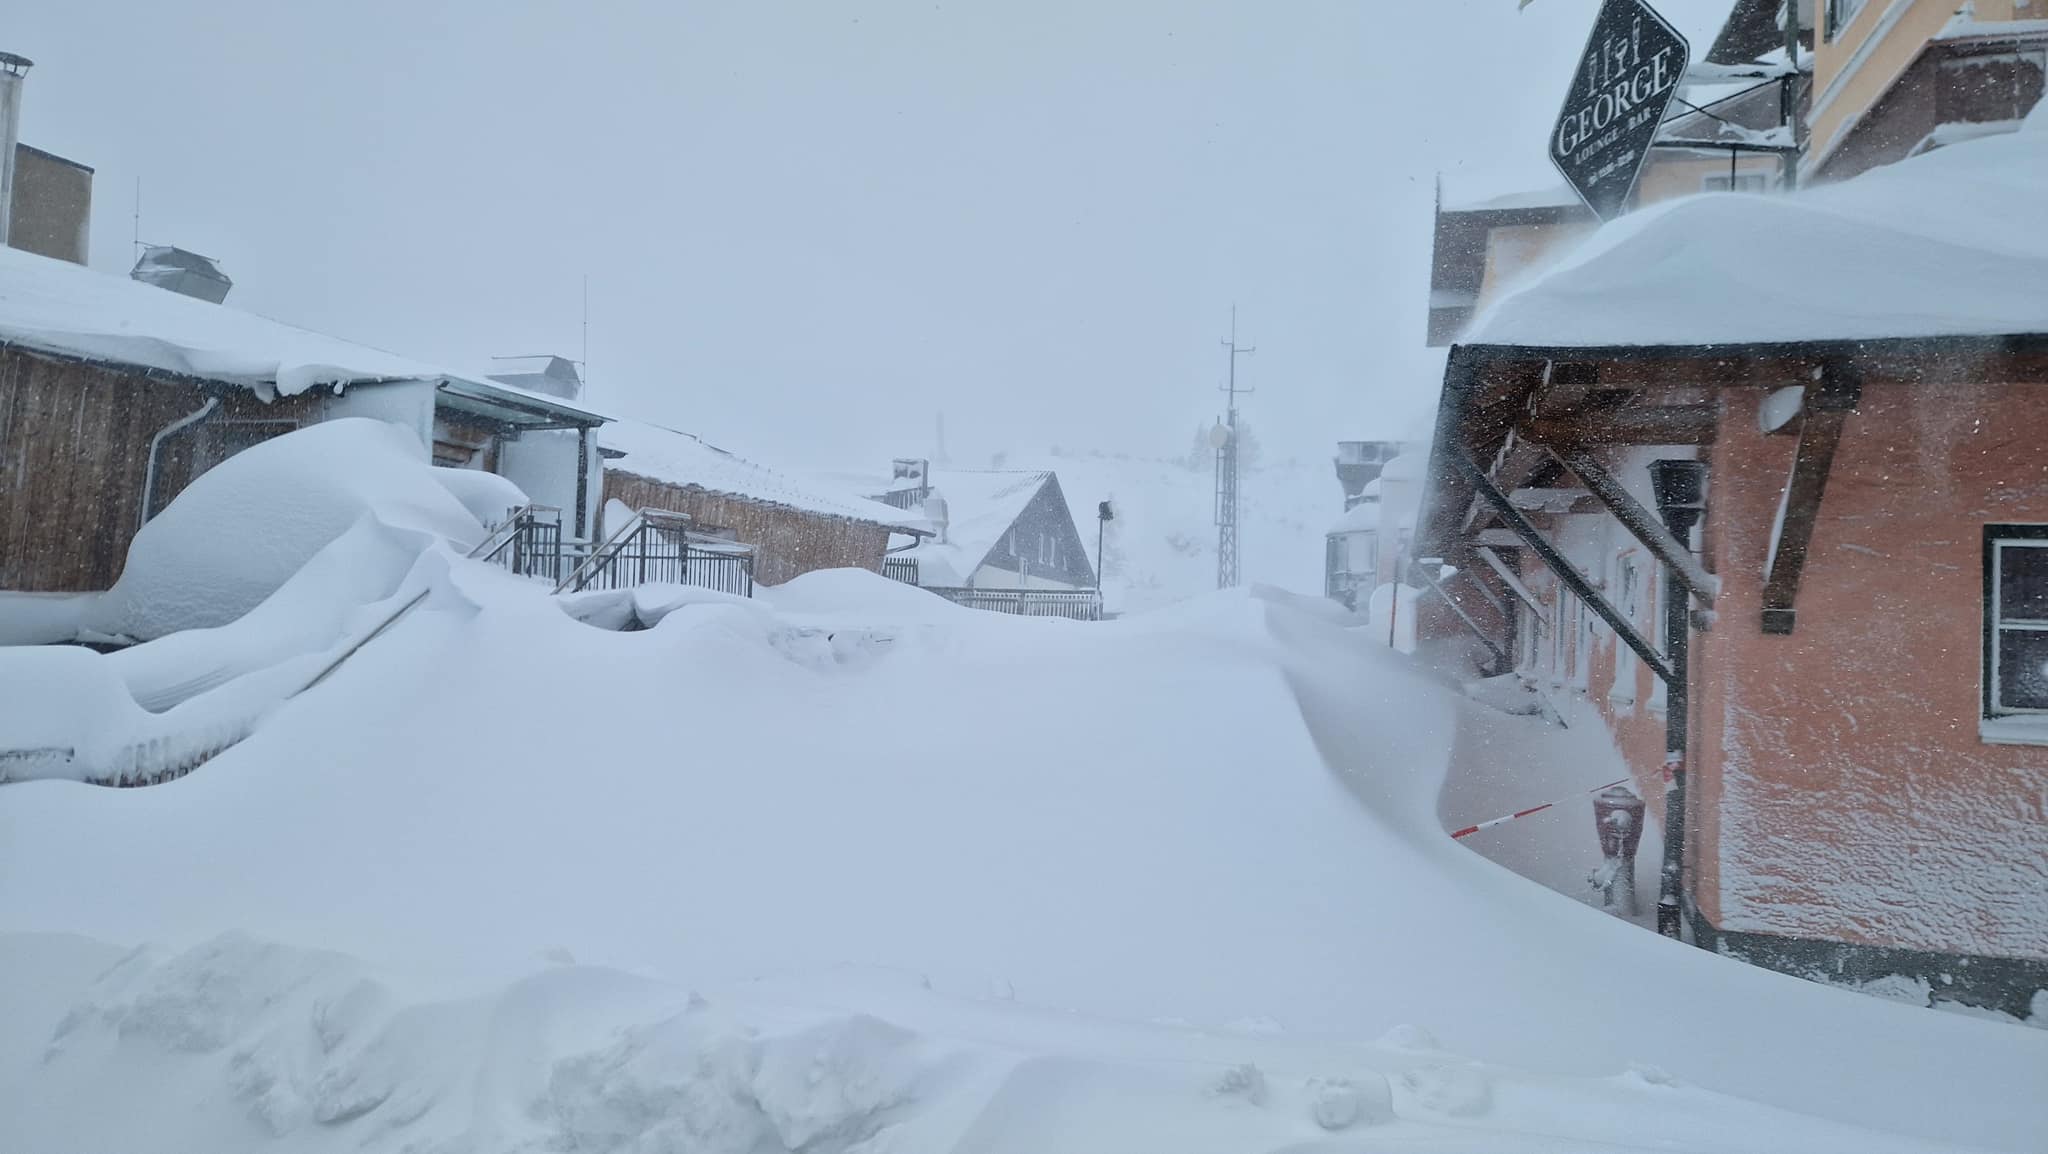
xmin=487 ymin=354 xmax=583 ymax=400
xmin=131 ymin=245 xmax=232 ymax=303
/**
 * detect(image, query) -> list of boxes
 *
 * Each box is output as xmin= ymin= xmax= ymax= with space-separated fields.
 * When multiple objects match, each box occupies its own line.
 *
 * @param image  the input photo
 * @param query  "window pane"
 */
xmin=1996 ymin=628 xmax=2048 ymax=711
xmin=1998 ymin=543 xmax=2048 ymax=621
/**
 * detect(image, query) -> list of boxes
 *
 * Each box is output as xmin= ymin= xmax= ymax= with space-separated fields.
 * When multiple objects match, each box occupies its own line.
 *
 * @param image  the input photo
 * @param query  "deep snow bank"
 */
xmin=85 ymin=418 xmax=488 ymax=642
xmin=1 ymin=573 xmax=2042 ymax=1150
xmin=0 ymin=419 xmax=499 ymax=783
xmin=0 ymin=928 xmax=1979 ymax=1154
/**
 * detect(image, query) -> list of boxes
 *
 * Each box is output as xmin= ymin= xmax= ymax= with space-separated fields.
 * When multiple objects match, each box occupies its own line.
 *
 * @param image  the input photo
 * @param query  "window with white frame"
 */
xmin=1826 ymin=0 xmax=1867 ymax=41
xmin=1985 ymin=527 xmax=2048 ymax=716
xmin=1610 ymin=552 xmax=1642 ymax=706
xmin=1702 ymin=172 xmax=1770 ymax=194
xmin=1647 ymin=576 xmax=1668 ymax=712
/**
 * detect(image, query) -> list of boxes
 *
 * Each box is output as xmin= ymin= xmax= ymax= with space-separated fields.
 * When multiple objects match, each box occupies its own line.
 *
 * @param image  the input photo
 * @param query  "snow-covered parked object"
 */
xmin=83 ymin=419 xmax=484 ymax=642
xmin=0 ymin=520 xmax=451 ymax=785
xmin=1470 ymin=124 xmax=2048 ymax=347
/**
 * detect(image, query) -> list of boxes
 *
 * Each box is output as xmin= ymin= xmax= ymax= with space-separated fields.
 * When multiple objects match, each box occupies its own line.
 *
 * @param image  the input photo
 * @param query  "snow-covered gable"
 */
xmin=1469 ymin=122 xmax=2048 ymax=348
xmin=600 ymin=419 xmax=920 ymax=530
xmin=899 ymin=469 xmax=1055 ymax=587
xmin=0 ymin=244 xmax=598 ymax=420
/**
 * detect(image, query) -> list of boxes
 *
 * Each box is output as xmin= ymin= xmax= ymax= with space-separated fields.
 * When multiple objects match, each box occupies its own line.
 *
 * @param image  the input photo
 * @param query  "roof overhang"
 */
xmin=1415 ymin=332 xmax=2048 ymax=563
xmin=433 ymin=376 xmax=606 ymax=432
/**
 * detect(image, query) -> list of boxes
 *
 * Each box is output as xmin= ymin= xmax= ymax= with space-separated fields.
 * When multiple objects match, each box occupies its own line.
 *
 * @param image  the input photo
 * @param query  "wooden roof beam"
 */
xmin=1522 ymin=404 xmax=1719 ymax=447
xmin=1545 ymin=446 xmax=1720 ymax=608
xmin=1450 ymin=443 xmax=1675 ymax=684
xmin=1761 ymin=367 xmax=1861 ymax=634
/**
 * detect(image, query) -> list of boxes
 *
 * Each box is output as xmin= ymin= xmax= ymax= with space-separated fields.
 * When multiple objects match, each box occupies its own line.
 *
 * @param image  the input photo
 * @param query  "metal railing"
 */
xmin=927 ymin=587 xmax=1103 ymax=621
xmin=468 ymin=504 xmax=565 ymax=582
xmin=555 ymin=508 xmax=755 ymax=597
xmin=882 ymin=556 xmax=920 ymax=584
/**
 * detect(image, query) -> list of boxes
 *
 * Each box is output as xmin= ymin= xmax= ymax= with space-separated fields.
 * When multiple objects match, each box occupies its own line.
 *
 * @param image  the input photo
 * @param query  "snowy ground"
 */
xmin=3 ymin=551 xmax=2045 ymax=1151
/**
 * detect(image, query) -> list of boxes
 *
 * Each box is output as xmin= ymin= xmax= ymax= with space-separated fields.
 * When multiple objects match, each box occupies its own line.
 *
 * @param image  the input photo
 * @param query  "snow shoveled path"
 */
xmin=1 ymin=570 xmax=2042 ymax=1152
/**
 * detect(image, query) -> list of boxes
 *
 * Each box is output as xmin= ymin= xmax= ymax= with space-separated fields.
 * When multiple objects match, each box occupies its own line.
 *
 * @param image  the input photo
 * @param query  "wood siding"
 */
xmin=604 ymin=470 xmax=891 ymax=586
xmin=973 ymin=476 xmax=1098 ymax=588
xmin=0 ymin=346 xmax=321 ymax=592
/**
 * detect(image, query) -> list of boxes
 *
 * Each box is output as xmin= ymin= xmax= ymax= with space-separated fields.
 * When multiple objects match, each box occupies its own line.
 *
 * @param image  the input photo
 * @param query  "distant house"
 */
xmin=0 ymin=243 xmax=605 ymax=593
xmin=868 ymin=462 xmax=1099 ymax=617
xmin=598 ymin=420 xmax=924 ymax=586
xmin=1324 ymin=440 xmax=1403 ymax=609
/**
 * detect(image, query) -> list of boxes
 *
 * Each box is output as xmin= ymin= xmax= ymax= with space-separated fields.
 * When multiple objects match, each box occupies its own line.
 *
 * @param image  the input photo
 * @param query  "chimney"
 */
xmin=923 ymin=488 xmax=949 ymax=545
xmin=0 ymin=52 xmax=31 ymax=249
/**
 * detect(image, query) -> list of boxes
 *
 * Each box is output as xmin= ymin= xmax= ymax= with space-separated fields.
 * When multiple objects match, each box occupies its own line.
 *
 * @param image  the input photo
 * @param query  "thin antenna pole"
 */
xmin=132 ymin=176 xmax=141 ymax=259
xmin=1214 ymin=305 xmax=1256 ymax=590
xmin=580 ymin=274 xmax=589 ymax=395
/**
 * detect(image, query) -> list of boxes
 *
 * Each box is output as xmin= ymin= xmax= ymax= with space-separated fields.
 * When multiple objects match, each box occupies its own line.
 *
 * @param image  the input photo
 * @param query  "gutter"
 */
xmin=139 ymin=396 xmax=219 ymax=530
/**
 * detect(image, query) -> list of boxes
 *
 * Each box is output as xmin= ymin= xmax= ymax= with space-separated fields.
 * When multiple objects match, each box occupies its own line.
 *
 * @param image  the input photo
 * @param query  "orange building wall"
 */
xmin=1693 ymin=383 xmax=2048 ymax=960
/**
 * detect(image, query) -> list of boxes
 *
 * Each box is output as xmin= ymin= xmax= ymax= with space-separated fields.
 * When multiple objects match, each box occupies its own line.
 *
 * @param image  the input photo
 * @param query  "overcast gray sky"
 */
xmin=8 ymin=0 xmax=1731 ymax=471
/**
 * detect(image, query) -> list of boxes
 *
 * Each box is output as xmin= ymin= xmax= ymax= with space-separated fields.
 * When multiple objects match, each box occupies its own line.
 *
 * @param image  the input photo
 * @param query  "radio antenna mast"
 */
xmin=1214 ymin=306 xmax=1255 ymax=589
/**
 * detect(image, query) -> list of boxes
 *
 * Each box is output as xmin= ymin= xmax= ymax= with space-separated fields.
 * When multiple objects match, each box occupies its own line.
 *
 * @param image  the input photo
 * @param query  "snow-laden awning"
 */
xmin=1468 ymin=106 xmax=2048 ymax=349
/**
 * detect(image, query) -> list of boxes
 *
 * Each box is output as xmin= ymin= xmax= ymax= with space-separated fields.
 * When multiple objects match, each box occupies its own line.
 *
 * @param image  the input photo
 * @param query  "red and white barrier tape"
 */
xmin=1449 ymin=778 xmax=1631 ymax=840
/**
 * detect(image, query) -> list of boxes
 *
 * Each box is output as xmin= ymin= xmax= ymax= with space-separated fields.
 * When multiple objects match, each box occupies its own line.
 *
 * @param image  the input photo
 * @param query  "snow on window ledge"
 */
xmin=1979 ymin=717 xmax=2048 ymax=747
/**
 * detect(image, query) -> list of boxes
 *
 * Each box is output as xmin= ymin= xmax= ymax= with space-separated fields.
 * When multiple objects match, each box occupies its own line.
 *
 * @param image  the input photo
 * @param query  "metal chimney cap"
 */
xmin=0 ymin=52 xmax=32 ymax=76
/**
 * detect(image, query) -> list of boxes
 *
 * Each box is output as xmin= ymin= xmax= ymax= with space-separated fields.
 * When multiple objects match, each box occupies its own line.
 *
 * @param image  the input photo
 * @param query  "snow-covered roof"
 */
xmin=0 ymin=243 xmax=601 ymax=426
xmin=1327 ymin=500 xmax=1379 ymax=536
xmin=897 ymin=469 xmax=1055 ymax=586
xmin=1439 ymin=184 xmax=1584 ymax=214
xmin=600 ymin=419 xmax=921 ymax=530
xmin=1467 ymin=114 xmax=2048 ymax=349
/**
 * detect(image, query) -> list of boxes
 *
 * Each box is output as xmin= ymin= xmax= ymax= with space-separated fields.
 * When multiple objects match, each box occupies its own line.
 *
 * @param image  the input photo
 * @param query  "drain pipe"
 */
xmin=1649 ymin=459 xmax=1708 ymax=939
xmin=140 ymin=396 xmax=219 ymax=529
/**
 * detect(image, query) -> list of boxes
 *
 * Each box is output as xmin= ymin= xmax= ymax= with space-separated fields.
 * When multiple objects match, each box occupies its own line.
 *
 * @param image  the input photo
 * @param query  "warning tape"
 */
xmin=1449 ymin=778 xmax=1632 ymax=840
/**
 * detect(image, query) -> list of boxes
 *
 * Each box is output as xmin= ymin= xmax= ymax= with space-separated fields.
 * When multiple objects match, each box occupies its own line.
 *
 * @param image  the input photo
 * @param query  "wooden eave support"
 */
xmin=1522 ymin=404 xmax=1718 ymax=447
xmin=1476 ymin=545 xmax=1548 ymax=629
xmin=1451 ymin=445 xmax=1675 ymax=684
xmin=1412 ymin=562 xmax=1512 ymax=667
xmin=1761 ymin=366 xmax=1861 ymax=634
xmin=1462 ymin=434 xmax=1548 ymax=532
xmin=1544 ymin=446 xmax=1721 ymax=608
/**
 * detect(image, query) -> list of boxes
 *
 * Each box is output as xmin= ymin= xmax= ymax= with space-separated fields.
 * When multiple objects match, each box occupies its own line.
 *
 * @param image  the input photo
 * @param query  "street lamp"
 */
xmin=1648 ymin=458 xmax=1707 ymax=940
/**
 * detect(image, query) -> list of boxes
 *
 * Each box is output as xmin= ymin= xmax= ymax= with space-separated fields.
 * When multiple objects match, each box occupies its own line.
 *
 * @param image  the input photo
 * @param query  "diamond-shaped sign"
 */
xmin=1549 ymin=0 xmax=1690 ymax=222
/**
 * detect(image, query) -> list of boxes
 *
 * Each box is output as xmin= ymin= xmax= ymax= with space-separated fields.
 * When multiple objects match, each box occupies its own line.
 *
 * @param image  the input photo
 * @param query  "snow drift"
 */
xmin=0 ymin=420 xmax=497 ymax=784
xmin=2 ymin=563 xmax=2043 ymax=1152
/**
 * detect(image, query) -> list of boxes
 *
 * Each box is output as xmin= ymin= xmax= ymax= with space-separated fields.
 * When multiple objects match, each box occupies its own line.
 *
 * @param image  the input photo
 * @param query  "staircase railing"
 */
xmin=554 ymin=508 xmax=755 ymax=597
xmin=468 ymin=504 xmax=565 ymax=582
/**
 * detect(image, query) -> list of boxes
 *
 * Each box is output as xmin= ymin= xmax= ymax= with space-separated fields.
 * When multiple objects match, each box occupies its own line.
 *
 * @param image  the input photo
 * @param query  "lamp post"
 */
xmin=1096 ymin=500 xmax=1114 ymax=609
xmin=1648 ymin=459 xmax=1707 ymax=940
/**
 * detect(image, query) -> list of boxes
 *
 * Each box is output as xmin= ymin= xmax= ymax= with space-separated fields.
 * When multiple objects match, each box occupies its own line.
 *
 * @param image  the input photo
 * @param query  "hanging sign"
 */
xmin=1549 ymin=0 xmax=1690 ymax=221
